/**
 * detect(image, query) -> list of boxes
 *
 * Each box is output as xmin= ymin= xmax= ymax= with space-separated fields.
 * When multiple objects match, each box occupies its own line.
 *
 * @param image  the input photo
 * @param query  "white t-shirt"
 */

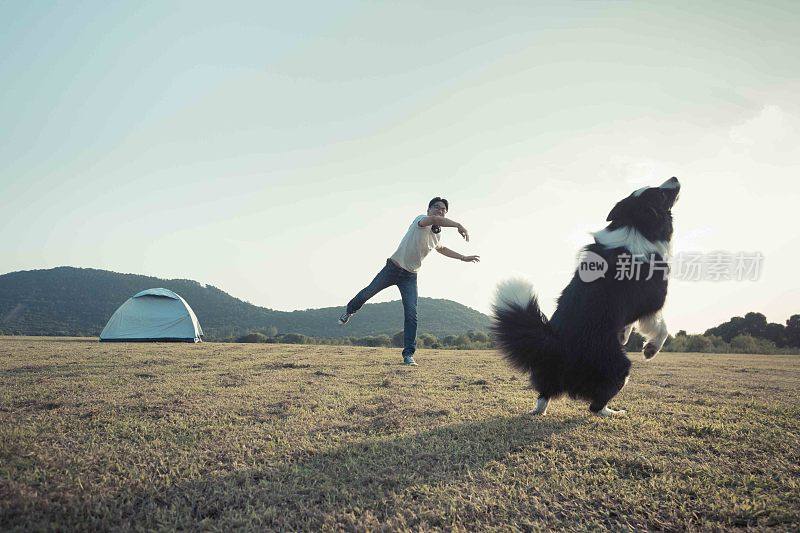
xmin=389 ymin=215 xmax=442 ymax=272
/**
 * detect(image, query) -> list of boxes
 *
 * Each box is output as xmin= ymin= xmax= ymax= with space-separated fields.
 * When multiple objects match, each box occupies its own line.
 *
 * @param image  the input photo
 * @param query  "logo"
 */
xmin=577 ymin=250 xmax=608 ymax=282
xmin=574 ymin=250 xmax=763 ymax=282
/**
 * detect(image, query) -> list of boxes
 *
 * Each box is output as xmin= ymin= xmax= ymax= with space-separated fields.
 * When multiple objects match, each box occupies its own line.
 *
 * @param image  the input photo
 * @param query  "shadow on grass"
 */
xmin=121 ymin=414 xmax=584 ymax=528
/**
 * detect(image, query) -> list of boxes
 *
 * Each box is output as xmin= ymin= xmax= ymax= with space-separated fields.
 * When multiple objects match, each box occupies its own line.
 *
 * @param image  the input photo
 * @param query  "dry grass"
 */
xmin=1 ymin=337 xmax=798 ymax=531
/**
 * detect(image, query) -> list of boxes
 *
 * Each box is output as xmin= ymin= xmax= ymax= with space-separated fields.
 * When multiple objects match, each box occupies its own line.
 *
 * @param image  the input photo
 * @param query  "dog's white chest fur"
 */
xmin=592 ymin=226 xmax=671 ymax=259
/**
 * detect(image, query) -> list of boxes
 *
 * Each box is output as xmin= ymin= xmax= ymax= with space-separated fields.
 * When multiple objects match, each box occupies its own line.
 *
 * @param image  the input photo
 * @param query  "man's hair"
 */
xmin=428 ymin=197 xmax=449 ymax=211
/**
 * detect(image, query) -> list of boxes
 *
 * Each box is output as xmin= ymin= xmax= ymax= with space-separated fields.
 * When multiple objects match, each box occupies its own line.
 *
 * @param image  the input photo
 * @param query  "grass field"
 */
xmin=1 ymin=337 xmax=799 ymax=530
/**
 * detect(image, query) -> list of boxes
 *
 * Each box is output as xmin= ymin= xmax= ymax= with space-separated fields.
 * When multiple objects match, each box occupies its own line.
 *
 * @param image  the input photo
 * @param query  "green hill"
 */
xmin=0 ymin=267 xmax=491 ymax=339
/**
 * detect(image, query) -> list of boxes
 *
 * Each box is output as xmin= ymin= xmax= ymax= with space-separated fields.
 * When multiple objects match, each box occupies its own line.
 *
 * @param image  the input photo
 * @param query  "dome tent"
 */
xmin=100 ymin=288 xmax=203 ymax=342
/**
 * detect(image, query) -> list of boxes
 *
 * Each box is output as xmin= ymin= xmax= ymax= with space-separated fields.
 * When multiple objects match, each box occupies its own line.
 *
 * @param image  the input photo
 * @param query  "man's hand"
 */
xmin=457 ymin=224 xmax=469 ymax=242
xmin=437 ymin=247 xmax=479 ymax=263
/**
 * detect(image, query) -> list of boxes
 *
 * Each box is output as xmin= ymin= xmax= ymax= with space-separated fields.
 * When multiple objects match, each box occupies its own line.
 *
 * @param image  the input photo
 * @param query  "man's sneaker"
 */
xmin=403 ymin=355 xmax=418 ymax=366
xmin=338 ymin=312 xmax=352 ymax=325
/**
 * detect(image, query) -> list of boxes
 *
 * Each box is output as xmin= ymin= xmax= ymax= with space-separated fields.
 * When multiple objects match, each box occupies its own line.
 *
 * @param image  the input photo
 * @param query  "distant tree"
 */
xmin=676 ymin=330 xmax=687 ymax=337
xmin=730 ymin=334 xmax=758 ymax=353
xmin=442 ymin=335 xmax=457 ymax=346
xmin=264 ymin=325 xmax=278 ymax=337
xmin=755 ymin=337 xmax=779 ymax=354
xmin=281 ymin=333 xmax=308 ymax=344
xmin=468 ymin=331 xmax=489 ymax=343
xmin=705 ymin=316 xmax=739 ymax=341
xmin=667 ymin=335 xmax=689 ymax=352
xmin=763 ymin=324 xmax=784 ymax=346
xmin=374 ymin=334 xmax=392 ymax=347
xmin=624 ymin=331 xmax=645 ymax=352
xmin=743 ymin=312 xmax=770 ymax=337
xmin=354 ymin=335 xmax=391 ymax=347
xmin=786 ymin=315 xmax=800 ymax=348
xmin=662 ymin=334 xmax=675 ymax=349
xmin=686 ymin=335 xmax=712 ymax=352
xmin=706 ymin=312 xmax=792 ymax=347
xmin=237 ymin=332 xmax=269 ymax=343
xmin=417 ymin=333 xmax=438 ymax=348
xmin=391 ymin=331 xmax=405 ymax=348
xmin=706 ymin=335 xmax=729 ymax=352
xmin=455 ymin=334 xmax=471 ymax=346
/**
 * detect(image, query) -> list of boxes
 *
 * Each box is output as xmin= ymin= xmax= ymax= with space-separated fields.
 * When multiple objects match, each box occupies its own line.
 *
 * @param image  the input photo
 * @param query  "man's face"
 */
xmin=428 ymin=201 xmax=448 ymax=217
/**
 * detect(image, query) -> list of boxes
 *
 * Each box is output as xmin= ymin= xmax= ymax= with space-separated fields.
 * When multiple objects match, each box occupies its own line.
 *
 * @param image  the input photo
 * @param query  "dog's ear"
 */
xmin=606 ymin=197 xmax=633 ymax=222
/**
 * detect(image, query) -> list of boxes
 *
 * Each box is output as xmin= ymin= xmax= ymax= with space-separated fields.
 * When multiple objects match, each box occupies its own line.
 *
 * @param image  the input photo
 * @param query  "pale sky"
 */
xmin=2 ymin=1 xmax=799 ymax=333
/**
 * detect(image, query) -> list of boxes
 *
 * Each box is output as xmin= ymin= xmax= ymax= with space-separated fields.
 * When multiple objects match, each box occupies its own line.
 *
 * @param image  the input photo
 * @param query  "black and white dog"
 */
xmin=492 ymin=177 xmax=680 ymax=417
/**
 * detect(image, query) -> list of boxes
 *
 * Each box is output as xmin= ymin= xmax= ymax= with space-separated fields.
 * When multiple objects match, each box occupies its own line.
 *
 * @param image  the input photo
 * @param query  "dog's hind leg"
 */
xmin=589 ymin=393 xmax=627 ymax=417
xmin=592 ymin=405 xmax=627 ymax=417
xmin=588 ymin=362 xmax=630 ymax=417
xmin=638 ymin=311 xmax=668 ymax=359
xmin=530 ymin=395 xmax=550 ymax=416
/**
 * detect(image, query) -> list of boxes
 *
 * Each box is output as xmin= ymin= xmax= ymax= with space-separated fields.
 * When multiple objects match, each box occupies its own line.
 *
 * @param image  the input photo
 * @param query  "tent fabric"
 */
xmin=100 ymin=288 xmax=203 ymax=342
xmin=132 ymin=288 xmax=182 ymax=299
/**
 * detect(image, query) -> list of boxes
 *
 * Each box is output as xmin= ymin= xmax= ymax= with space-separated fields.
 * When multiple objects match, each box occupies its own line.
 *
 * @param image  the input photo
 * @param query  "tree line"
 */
xmin=621 ymin=311 xmax=800 ymax=355
xmin=226 ymin=311 xmax=800 ymax=355
xmin=230 ymin=330 xmax=494 ymax=350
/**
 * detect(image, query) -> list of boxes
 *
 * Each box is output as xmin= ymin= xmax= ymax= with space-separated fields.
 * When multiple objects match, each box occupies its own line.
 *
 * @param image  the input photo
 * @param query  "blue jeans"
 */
xmin=346 ymin=259 xmax=418 ymax=356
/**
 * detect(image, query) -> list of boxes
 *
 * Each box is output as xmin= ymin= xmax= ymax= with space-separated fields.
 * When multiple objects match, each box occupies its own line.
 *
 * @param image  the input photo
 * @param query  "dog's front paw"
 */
xmin=643 ymin=342 xmax=659 ymax=359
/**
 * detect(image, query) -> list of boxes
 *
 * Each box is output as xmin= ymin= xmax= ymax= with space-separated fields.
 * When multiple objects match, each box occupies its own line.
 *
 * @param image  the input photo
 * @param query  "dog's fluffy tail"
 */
xmin=491 ymin=279 xmax=563 ymax=393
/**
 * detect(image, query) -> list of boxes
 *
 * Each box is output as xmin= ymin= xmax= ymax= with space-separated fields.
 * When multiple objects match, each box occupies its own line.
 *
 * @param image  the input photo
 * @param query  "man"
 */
xmin=338 ymin=197 xmax=480 ymax=365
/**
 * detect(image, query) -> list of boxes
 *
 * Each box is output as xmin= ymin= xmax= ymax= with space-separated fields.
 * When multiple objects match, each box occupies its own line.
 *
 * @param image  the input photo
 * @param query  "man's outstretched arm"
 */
xmin=436 ymin=247 xmax=480 ymax=263
xmin=418 ymin=216 xmax=469 ymax=241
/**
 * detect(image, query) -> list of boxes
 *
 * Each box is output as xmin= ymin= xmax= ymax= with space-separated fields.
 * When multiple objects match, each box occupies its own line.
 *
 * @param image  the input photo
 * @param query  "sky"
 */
xmin=1 ymin=1 xmax=798 ymax=333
